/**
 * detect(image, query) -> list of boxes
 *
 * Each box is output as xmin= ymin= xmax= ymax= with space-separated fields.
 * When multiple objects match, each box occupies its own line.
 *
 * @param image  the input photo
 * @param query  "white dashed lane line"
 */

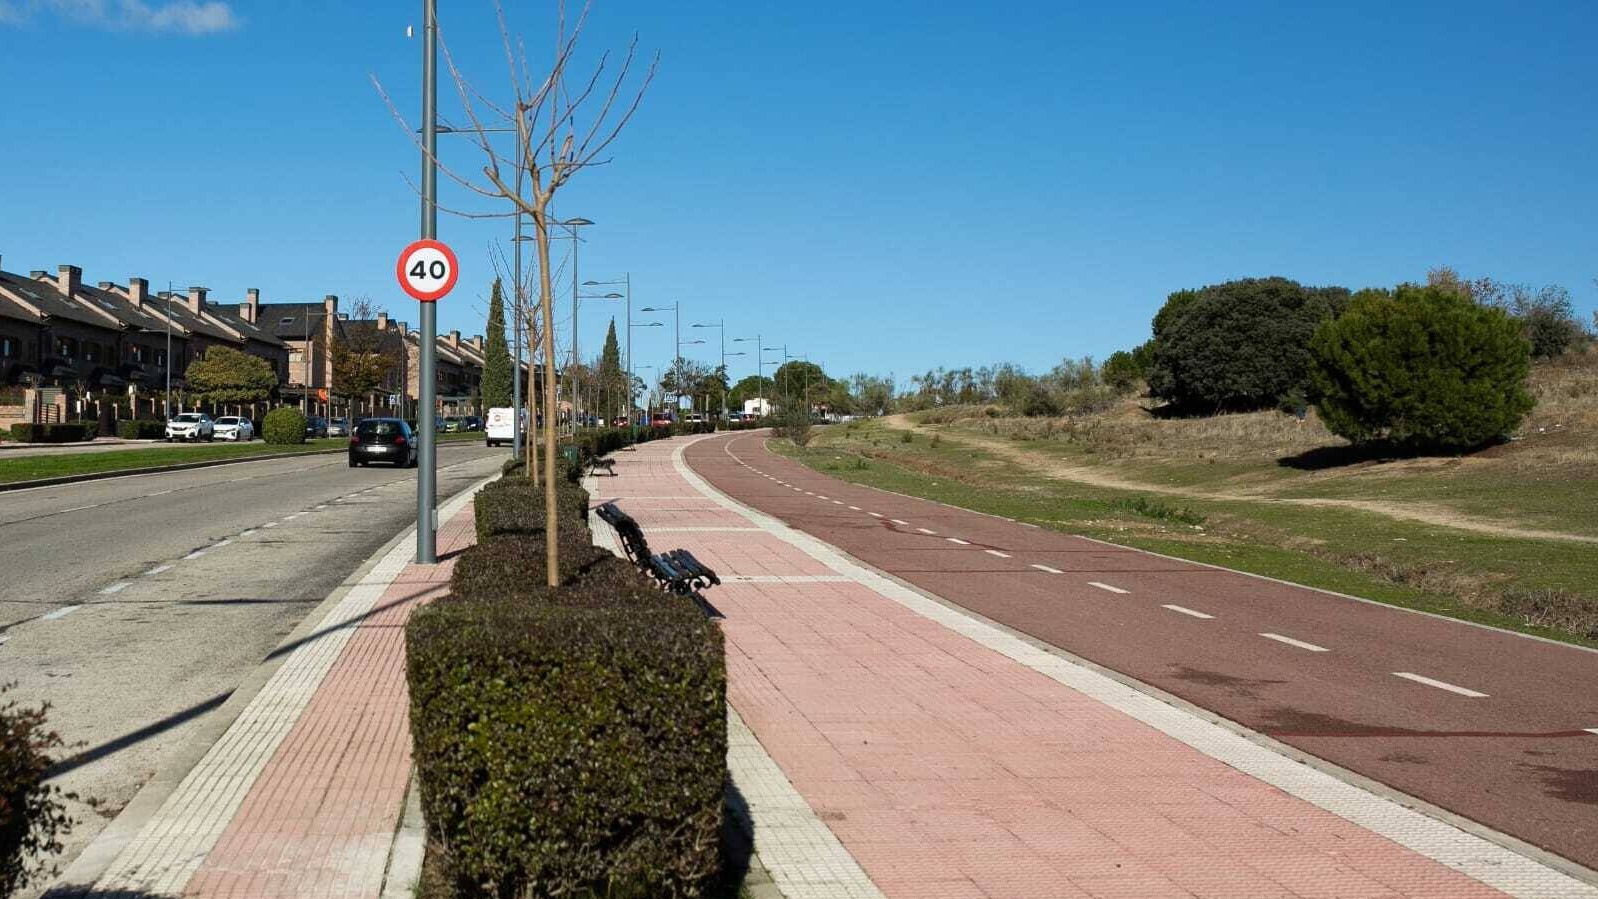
xmin=868 ymin=512 xmax=883 ymax=518
xmin=263 ymin=522 xmax=279 ymax=528
xmin=145 ymin=564 xmax=172 ymax=576
xmin=1261 ymin=633 xmax=1329 ymax=652
xmin=42 ymin=605 xmax=81 ymax=620
xmin=848 ymin=505 xmax=861 ymax=511
xmin=1163 ymin=604 xmax=1214 ymax=619
xmin=99 ymin=581 xmax=130 ymax=595
xmin=1393 ymin=672 xmax=1488 ymax=698
xmin=1586 ymin=728 xmax=1598 ymax=736
xmin=240 ymin=529 xmax=257 ymax=537
xmin=985 ymin=549 xmax=1011 ymax=558
xmin=212 ymin=539 xmax=233 ymax=548
xmin=891 ymin=519 xmax=909 ymax=526
xmin=1031 ymin=564 xmax=1063 ymax=574
xmin=184 ymin=550 xmax=207 ymax=560
xmin=919 ymin=528 xmax=940 ymax=536
xmin=1088 ymin=581 xmax=1129 ymax=594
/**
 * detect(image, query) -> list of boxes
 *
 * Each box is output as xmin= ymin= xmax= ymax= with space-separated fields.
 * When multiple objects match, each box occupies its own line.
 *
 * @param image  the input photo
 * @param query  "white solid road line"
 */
xmin=145 ymin=564 xmax=172 ymax=576
xmin=1087 ymin=581 xmax=1129 ymax=594
xmin=1031 ymin=564 xmax=1064 ymax=574
xmin=42 ymin=605 xmax=82 ymax=620
xmin=984 ymin=549 xmax=1011 ymax=558
xmin=1260 ymin=632 xmax=1329 ymax=652
xmin=1163 ymin=604 xmax=1214 ymax=619
xmin=1392 ymin=672 xmax=1488 ymax=698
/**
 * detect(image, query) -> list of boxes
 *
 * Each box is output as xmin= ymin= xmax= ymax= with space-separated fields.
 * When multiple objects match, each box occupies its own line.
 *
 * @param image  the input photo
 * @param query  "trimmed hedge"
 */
xmin=261 ymin=407 xmax=307 ymax=445
xmin=7 ymin=423 xmax=93 ymax=443
xmin=407 ymin=583 xmax=725 ymax=897
xmin=474 ymin=477 xmax=591 ymax=545
xmin=448 ymin=532 xmax=614 ymax=598
xmin=116 ymin=419 xmax=167 ymax=439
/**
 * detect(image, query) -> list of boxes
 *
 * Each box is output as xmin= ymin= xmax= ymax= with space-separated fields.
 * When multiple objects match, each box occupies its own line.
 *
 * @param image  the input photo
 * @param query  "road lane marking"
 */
xmin=1031 ymin=564 xmax=1063 ymax=574
xmin=212 ymin=539 xmax=233 ymax=548
xmin=145 ymin=564 xmax=172 ymax=576
xmin=1087 ymin=581 xmax=1129 ymax=594
xmin=184 ymin=550 xmax=207 ymax=560
xmin=1392 ymin=672 xmax=1488 ymax=698
xmin=831 ymin=500 xmax=845 ymax=505
xmin=240 ymin=529 xmax=257 ymax=537
xmin=816 ymin=495 xmax=828 ymax=500
xmin=285 ymin=513 xmax=302 ymax=520
xmin=263 ymin=522 xmax=279 ymax=528
xmin=919 ymin=528 xmax=940 ymax=536
xmin=42 ymin=605 xmax=82 ymax=620
xmin=891 ymin=519 xmax=909 ymax=526
xmin=314 ymin=505 xmax=328 ymax=510
xmin=1584 ymin=728 xmax=1598 ymax=736
xmin=1261 ymin=633 xmax=1329 ymax=652
xmin=1163 ymin=604 xmax=1214 ymax=619
xmin=146 ymin=489 xmax=173 ymax=497
xmin=868 ymin=512 xmax=883 ymax=518
xmin=848 ymin=505 xmax=861 ymax=511
xmin=984 ymin=549 xmax=1011 ymax=558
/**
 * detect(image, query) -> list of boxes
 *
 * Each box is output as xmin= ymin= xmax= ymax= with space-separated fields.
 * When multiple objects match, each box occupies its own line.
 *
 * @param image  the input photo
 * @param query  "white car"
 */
xmin=166 ymin=412 xmax=214 ymax=442
xmin=213 ymin=416 xmax=254 ymax=441
xmin=485 ymin=407 xmax=520 ymax=447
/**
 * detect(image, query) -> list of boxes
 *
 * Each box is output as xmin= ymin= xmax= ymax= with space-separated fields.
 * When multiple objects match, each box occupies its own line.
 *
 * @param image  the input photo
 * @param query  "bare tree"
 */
xmin=375 ymin=1 xmax=656 ymax=586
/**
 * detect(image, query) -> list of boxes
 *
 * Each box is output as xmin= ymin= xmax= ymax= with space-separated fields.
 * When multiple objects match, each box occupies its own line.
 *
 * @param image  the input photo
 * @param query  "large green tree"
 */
xmin=728 ymin=374 xmax=775 ymax=411
xmin=1147 ymin=277 xmax=1343 ymax=412
xmin=773 ymin=360 xmax=826 ymax=409
xmin=185 ymin=346 xmax=277 ymax=404
xmin=596 ymin=319 xmax=624 ymax=419
xmin=1309 ymin=284 xmax=1534 ymax=451
xmin=480 ymin=278 xmax=514 ymax=409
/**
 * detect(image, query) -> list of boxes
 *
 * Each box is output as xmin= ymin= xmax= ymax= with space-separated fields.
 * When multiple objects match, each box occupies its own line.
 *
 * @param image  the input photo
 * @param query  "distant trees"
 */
xmin=185 ymin=346 xmax=278 ymax=405
xmin=728 ymin=375 xmax=774 ymax=411
xmin=772 ymin=360 xmax=826 ymax=409
xmin=480 ymin=278 xmax=514 ymax=409
xmin=1428 ymin=266 xmax=1589 ymax=359
xmin=1147 ymin=277 xmax=1344 ymax=413
xmin=330 ymin=299 xmax=404 ymax=417
xmin=1309 ymin=285 xmax=1534 ymax=450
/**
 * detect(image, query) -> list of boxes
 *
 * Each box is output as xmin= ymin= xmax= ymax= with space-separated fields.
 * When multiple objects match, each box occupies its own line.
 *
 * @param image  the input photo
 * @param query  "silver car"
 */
xmin=327 ymin=417 xmax=349 ymax=437
xmin=165 ymin=412 xmax=214 ymax=442
xmin=213 ymin=416 xmax=254 ymax=441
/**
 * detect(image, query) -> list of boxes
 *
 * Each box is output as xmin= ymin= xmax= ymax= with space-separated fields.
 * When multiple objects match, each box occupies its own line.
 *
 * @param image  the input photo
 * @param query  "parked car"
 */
xmin=463 ymin=415 xmax=482 ymax=431
xmin=684 ymin=412 xmax=705 ymax=424
xmin=212 ymin=416 xmax=254 ymax=441
xmin=326 ymin=417 xmax=349 ymax=437
xmin=305 ymin=416 xmax=328 ymax=439
xmin=165 ymin=412 xmax=214 ymax=442
xmin=650 ymin=412 xmax=674 ymax=427
xmin=442 ymin=416 xmax=463 ymax=432
xmin=348 ymin=418 xmax=418 ymax=467
xmin=611 ymin=416 xmax=630 ymax=427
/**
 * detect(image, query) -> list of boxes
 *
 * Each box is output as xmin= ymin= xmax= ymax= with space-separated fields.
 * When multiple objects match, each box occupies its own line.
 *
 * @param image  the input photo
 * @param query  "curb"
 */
xmin=0 ymin=438 xmax=488 ymax=493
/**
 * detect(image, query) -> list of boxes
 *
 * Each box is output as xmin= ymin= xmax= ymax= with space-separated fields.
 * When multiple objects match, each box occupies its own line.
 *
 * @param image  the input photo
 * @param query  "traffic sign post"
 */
xmin=397 ymin=237 xmax=457 ymax=563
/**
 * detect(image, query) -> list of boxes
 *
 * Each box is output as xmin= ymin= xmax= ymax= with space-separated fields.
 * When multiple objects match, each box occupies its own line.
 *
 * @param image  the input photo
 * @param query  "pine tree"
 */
xmin=481 ymin=278 xmax=514 ymax=409
xmin=597 ymin=318 xmax=624 ymax=419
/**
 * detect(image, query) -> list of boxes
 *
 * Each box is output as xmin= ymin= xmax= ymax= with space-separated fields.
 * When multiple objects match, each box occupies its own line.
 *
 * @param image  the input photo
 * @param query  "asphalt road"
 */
xmin=0 ymin=443 xmax=505 ymax=890
xmin=686 ymin=431 xmax=1598 ymax=874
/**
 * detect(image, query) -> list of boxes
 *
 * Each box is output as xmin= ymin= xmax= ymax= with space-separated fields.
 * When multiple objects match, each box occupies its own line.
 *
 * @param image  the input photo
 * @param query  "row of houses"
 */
xmin=0 ymin=256 xmax=517 ymax=424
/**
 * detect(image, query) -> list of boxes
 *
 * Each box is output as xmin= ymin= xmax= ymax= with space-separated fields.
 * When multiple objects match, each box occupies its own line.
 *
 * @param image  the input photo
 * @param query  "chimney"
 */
xmin=398 ymin=321 xmax=409 ymax=338
xmin=98 ymin=281 xmax=114 ymax=290
xmin=323 ymin=294 xmax=338 ymax=316
xmin=127 ymin=277 xmax=149 ymax=308
xmin=377 ymin=311 xmax=389 ymax=330
xmin=470 ymin=334 xmax=484 ymax=352
xmin=57 ymin=265 xmax=82 ymax=297
xmin=30 ymin=270 xmax=46 ymax=279
xmin=240 ymin=288 xmax=259 ymax=323
xmin=187 ymin=285 xmax=208 ymax=314
xmin=448 ymin=329 xmax=461 ymax=350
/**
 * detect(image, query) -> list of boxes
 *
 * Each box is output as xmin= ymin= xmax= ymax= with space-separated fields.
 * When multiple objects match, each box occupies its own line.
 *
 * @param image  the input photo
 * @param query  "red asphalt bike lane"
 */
xmin=684 ymin=431 xmax=1598 ymax=874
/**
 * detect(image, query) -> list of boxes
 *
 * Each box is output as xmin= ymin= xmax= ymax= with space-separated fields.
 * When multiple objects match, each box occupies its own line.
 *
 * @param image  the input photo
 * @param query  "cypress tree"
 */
xmin=482 ymin=278 xmax=514 ymax=409
xmin=597 ymin=318 xmax=624 ymax=419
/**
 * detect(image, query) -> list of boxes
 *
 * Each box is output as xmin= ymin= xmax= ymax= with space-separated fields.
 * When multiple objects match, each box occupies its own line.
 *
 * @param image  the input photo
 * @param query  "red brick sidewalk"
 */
xmin=85 ymin=493 xmax=479 ymax=898
xmin=590 ymin=437 xmax=1594 ymax=899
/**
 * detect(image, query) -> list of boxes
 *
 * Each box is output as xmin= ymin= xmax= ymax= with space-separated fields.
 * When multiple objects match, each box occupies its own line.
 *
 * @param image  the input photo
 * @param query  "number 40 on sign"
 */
xmin=395 ymin=239 xmax=459 ymax=302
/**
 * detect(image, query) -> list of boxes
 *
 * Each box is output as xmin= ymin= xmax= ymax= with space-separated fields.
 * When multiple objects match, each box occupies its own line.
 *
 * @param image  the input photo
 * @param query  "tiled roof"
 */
xmin=257 ymin=303 xmax=346 ymax=342
xmin=0 ymin=270 xmax=113 ymax=328
xmin=208 ymin=304 xmax=287 ymax=348
xmin=153 ymin=294 xmax=243 ymax=342
xmin=78 ymin=282 xmax=168 ymax=332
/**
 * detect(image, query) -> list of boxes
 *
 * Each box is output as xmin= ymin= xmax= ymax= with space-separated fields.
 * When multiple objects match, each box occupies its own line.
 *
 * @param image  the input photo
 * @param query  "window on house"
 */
xmin=1 ymin=337 xmax=12 ymax=358
xmin=84 ymin=342 xmax=98 ymax=363
xmin=57 ymin=337 xmax=77 ymax=358
xmin=155 ymin=349 xmax=167 ymax=367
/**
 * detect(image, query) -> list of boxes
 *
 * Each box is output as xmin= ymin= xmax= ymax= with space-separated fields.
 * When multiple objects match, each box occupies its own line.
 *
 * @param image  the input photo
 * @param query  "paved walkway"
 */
xmin=589 ymin=436 xmax=1598 ymax=899
xmin=57 ymin=483 xmax=481 ymax=898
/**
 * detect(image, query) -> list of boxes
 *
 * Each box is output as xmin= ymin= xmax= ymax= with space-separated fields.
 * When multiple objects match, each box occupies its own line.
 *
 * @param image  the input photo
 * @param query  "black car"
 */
xmin=463 ymin=415 xmax=482 ymax=431
xmin=348 ymin=418 xmax=418 ymax=467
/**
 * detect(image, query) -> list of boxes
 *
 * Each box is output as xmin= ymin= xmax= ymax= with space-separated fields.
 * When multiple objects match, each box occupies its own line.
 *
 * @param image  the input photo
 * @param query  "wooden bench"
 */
xmin=595 ymin=502 xmax=720 ymax=596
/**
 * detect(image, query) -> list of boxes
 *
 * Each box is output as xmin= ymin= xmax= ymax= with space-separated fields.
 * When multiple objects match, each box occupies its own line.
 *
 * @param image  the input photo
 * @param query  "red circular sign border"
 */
xmin=395 ymin=239 xmax=460 ymax=303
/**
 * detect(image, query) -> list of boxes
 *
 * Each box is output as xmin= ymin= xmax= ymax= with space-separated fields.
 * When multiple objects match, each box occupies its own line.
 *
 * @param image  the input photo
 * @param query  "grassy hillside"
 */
xmin=774 ymin=351 xmax=1598 ymax=646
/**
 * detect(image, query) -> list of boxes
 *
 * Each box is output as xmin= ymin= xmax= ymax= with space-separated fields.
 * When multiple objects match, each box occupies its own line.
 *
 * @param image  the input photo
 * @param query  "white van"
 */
xmin=485 ymin=407 xmax=520 ymax=447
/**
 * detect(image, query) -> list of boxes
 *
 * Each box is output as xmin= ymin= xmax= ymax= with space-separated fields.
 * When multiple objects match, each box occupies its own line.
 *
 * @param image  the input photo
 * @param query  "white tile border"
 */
xmin=672 ymin=437 xmax=1598 ymax=899
xmin=90 ymin=480 xmax=488 ymax=896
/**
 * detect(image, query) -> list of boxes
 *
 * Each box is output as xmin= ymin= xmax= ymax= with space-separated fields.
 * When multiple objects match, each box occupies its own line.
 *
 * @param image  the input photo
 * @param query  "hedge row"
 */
xmin=116 ymin=419 xmax=167 ymax=439
xmin=7 ymin=422 xmax=95 ymax=443
xmin=406 ymin=469 xmax=727 ymax=898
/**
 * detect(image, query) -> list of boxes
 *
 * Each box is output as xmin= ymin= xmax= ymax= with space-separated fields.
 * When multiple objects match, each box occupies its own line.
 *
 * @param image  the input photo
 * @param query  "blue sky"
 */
xmin=2 ymin=1 xmax=1595 ymax=387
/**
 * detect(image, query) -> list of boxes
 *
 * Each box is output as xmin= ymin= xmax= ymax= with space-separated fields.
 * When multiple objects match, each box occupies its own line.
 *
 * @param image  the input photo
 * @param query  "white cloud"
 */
xmin=0 ymin=0 xmax=239 ymax=34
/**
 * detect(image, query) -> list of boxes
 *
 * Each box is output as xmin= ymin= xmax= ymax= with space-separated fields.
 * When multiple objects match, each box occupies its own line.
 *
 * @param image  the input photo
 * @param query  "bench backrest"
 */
xmin=596 ymin=502 xmax=651 ymax=565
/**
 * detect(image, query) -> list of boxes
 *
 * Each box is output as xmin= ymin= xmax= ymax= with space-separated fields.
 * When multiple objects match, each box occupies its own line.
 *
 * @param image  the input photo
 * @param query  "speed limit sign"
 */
xmin=395 ymin=239 xmax=459 ymax=302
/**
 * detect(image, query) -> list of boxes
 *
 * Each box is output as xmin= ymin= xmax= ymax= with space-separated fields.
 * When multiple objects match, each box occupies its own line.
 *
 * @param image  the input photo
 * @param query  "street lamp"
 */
xmin=516 ymin=216 xmax=593 ymax=430
xmin=583 ymin=276 xmax=631 ymax=434
xmin=733 ymin=334 xmax=769 ymax=418
xmin=640 ymin=302 xmax=681 ymax=411
xmin=692 ymin=319 xmax=726 ymax=421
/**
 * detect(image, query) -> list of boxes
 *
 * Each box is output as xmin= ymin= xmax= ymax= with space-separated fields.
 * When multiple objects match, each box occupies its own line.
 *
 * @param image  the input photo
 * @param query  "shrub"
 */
xmin=899 ymin=430 xmax=913 ymax=444
xmin=1148 ymin=277 xmax=1345 ymax=412
xmin=115 ymin=419 xmax=166 ymax=439
xmin=1309 ymin=285 xmax=1534 ymax=451
xmin=261 ymin=407 xmax=307 ymax=445
xmin=1 ymin=688 xmax=75 ymax=897
xmin=448 ymin=533 xmax=613 ymax=598
xmin=474 ymin=477 xmax=590 ymax=544
xmin=406 ymin=594 xmax=725 ymax=898
xmin=1108 ymin=495 xmax=1206 ymax=526
xmin=775 ymin=406 xmax=812 ymax=447
xmin=6 ymin=423 xmax=93 ymax=443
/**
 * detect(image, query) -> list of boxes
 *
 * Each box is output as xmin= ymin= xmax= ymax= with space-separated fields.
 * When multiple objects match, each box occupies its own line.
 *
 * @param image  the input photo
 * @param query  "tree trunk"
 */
xmin=535 ymin=202 xmax=560 ymax=587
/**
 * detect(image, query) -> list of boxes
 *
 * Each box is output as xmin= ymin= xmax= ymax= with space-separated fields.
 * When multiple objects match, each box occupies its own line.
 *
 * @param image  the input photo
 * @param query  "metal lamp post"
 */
xmin=691 ymin=319 xmax=725 ymax=421
xmin=732 ymin=334 xmax=766 ymax=418
xmin=515 ymin=217 xmax=591 ymax=431
xmin=640 ymin=302 xmax=680 ymax=412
